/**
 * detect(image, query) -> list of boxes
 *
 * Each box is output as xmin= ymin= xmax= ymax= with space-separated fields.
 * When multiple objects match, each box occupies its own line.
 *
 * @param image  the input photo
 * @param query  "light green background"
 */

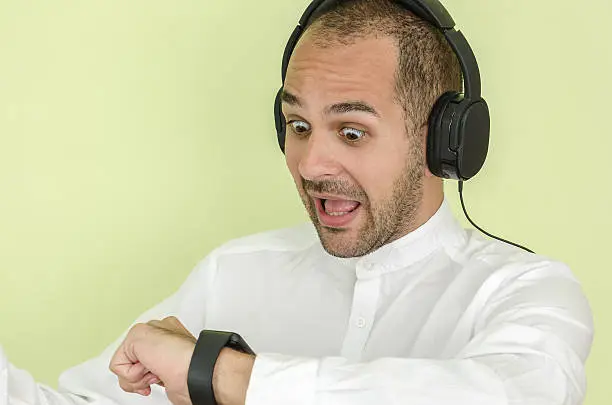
xmin=0 ymin=0 xmax=610 ymax=404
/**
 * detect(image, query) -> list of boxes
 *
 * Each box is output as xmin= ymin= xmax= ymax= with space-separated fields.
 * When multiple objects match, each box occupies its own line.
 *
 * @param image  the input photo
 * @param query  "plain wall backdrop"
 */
xmin=0 ymin=0 xmax=610 ymax=404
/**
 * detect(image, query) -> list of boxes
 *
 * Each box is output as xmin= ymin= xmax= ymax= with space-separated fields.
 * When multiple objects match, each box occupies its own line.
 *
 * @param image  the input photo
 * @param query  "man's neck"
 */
xmin=414 ymin=188 xmax=445 ymax=233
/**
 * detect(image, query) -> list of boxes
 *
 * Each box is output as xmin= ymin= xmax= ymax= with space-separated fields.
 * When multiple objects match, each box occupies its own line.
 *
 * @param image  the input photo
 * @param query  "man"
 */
xmin=0 ymin=1 xmax=593 ymax=405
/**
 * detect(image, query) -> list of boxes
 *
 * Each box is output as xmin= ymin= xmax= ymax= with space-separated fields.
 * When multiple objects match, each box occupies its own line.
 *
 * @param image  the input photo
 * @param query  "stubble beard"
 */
xmin=299 ymin=150 xmax=424 ymax=258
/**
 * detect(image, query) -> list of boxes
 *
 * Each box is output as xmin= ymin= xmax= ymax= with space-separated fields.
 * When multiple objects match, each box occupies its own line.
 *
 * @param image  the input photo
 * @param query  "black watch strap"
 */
xmin=187 ymin=330 xmax=255 ymax=405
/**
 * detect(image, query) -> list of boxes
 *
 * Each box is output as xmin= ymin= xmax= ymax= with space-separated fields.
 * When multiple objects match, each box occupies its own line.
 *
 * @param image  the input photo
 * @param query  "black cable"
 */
xmin=458 ymin=181 xmax=534 ymax=254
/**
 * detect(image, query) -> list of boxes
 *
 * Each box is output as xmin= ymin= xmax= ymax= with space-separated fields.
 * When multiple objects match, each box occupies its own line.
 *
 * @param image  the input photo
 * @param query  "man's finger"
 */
xmin=109 ymin=323 xmax=148 ymax=378
xmin=117 ymin=372 xmax=160 ymax=394
xmin=118 ymin=378 xmax=137 ymax=393
xmin=143 ymin=372 xmax=161 ymax=386
xmin=123 ymin=362 xmax=148 ymax=384
xmin=135 ymin=387 xmax=151 ymax=396
xmin=131 ymin=372 xmax=161 ymax=391
xmin=110 ymin=358 xmax=147 ymax=383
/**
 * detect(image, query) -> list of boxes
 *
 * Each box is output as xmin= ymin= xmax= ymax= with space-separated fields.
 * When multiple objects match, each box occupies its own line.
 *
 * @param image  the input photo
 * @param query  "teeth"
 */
xmin=327 ymin=211 xmax=350 ymax=217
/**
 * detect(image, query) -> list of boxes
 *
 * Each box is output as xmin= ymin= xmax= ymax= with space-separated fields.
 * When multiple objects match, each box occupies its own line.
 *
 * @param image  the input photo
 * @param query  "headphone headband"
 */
xmin=275 ymin=0 xmax=490 ymax=181
xmin=281 ymin=0 xmax=481 ymax=100
xmin=298 ymin=0 xmax=454 ymax=27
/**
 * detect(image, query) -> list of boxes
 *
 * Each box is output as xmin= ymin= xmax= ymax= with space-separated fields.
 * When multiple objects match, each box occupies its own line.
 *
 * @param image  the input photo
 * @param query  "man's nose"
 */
xmin=297 ymin=131 xmax=342 ymax=181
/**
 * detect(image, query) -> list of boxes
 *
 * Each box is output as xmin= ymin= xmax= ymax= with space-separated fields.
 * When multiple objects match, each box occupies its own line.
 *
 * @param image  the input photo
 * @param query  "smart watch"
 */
xmin=187 ymin=330 xmax=255 ymax=405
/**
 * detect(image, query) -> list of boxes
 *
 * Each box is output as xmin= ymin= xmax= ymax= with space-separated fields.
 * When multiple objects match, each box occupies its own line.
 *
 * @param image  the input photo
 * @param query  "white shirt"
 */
xmin=0 ymin=199 xmax=594 ymax=405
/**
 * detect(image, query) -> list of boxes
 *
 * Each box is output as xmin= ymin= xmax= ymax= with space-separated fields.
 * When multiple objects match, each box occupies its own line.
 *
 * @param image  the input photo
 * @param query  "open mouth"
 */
xmin=314 ymin=198 xmax=361 ymax=228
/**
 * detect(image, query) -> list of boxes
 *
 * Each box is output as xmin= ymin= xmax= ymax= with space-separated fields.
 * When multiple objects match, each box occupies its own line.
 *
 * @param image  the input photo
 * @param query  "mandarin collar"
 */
xmin=331 ymin=198 xmax=467 ymax=277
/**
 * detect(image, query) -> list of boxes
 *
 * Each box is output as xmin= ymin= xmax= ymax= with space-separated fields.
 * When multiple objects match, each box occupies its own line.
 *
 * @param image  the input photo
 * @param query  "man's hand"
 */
xmin=109 ymin=316 xmax=255 ymax=405
xmin=109 ymin=316 xmax=196 ymax=405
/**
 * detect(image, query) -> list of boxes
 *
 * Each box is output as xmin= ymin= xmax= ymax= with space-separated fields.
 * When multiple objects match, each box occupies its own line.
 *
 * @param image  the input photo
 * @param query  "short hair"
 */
xmin=305 ymin=0 xmax=462 ymax=135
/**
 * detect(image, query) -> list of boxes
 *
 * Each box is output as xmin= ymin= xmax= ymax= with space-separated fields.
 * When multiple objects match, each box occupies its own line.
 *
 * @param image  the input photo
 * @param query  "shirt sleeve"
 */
xmin=0 ymin=253 xmax=219 ymax=405
xmin=245 ymin=262 xmax=594 ymax=405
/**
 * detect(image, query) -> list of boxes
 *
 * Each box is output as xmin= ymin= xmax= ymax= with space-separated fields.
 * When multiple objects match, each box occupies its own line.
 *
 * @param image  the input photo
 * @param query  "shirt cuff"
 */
xmin=245 ymin=353 xmax=318 ymax=405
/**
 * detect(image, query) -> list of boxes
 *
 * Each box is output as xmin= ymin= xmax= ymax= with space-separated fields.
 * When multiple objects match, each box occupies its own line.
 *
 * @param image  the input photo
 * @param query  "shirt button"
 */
xmin=365 ymin=262 xmax=376 ymax=271
xmin=356 ymin=317 xmax=367 ymax=328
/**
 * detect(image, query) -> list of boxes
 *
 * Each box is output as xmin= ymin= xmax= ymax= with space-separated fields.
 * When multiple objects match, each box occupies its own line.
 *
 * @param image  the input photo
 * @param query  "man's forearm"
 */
xmin=212 ymin=348 xmax=255 ymax=405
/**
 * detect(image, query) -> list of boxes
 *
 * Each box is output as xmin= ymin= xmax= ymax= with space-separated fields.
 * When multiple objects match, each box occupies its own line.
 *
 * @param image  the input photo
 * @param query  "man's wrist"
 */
xmin=187 ymin=331 xmax=255 ymax=405
xmin=212 ymin=348 xmax=255 ymax=405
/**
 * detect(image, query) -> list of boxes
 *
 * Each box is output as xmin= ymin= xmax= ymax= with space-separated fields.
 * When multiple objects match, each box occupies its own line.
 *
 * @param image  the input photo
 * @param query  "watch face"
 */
xmin=228 ymin=333 xmax=255 ymax=355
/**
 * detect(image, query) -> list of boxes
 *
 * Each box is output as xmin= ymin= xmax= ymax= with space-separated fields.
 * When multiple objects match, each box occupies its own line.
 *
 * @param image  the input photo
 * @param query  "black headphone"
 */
xmin=273 ymin=0 xmax=490 ymax=182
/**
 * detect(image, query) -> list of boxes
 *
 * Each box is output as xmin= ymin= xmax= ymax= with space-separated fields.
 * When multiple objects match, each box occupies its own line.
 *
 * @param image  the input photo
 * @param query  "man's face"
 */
xmin=283 ymin=34 xmax=425 ymax=258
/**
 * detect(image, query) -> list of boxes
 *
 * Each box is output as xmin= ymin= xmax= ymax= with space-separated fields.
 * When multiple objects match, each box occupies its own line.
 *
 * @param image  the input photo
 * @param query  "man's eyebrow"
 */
xmin=325 ymin=101 xmax=380 ymax=118
xmin=281 ymin=90 xmax=380 ymax=118
xmin=280 ymin=90 xmax=303 ymax=107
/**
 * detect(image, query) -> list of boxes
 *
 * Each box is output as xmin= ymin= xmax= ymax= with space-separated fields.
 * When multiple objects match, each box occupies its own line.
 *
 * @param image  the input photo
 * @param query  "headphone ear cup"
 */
xmin=427 ymin=92 xmax=490 ymax=180
xmin=274 ymin=88 xmax=286 ymax=153
xmin=456 ymin=99 xmax=490 ymax=180
xmin=427 ymin=91 xmax=460 ymax=178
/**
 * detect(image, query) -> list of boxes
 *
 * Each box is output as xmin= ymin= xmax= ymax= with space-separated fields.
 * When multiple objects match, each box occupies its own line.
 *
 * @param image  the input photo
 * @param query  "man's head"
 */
xmin=281 ymin=0 xmax=462 ymax=258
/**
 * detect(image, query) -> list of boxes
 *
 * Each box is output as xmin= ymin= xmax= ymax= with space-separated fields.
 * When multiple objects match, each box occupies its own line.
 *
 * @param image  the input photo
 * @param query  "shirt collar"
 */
xmin=329 ymin=198 xmax=467 ymax=277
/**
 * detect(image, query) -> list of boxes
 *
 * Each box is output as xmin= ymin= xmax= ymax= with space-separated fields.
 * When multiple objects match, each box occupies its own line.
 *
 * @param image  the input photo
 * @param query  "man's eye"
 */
xmin=339 ymin=127 xmax=366 ymax=142
xmin=288 ymin=120 xmax=311 ymax=135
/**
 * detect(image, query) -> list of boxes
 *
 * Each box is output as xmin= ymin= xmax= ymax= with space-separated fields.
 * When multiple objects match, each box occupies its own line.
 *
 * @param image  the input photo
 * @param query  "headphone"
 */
xmin=274 ymin=0 xmax=533 ymax=253
xmin=273 ymin=0 xmax=490 ymax=182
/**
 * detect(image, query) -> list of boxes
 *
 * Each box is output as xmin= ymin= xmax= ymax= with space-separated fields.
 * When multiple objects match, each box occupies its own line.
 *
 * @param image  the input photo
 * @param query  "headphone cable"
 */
xmin=458 ymin=181 xmax=534 ymax=253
